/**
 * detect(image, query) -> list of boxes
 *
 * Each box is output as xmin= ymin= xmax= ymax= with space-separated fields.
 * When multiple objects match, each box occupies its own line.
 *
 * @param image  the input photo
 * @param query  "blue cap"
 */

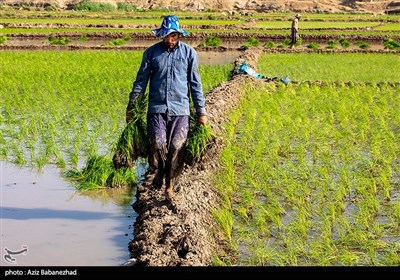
xmin=152 ymin=15 xmax=189 ymax=38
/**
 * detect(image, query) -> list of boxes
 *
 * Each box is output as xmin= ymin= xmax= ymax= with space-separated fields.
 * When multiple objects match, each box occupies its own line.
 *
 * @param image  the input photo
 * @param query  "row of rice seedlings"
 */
xmin=258 ymin=52 xmax=400 ymax=83
xmin=213 ymin=80 xmax=400 ymax=266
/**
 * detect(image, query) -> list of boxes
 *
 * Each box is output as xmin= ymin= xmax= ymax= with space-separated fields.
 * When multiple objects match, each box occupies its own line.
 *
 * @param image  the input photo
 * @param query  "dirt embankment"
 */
xmin=127 ymin=47 xmax=263 ymax=266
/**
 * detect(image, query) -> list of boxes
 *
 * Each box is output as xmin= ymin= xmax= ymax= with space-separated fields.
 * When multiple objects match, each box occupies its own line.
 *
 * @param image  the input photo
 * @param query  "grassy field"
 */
xmin=0 ymin=50 xmax=233 ymax=170
xmin=1 ymin=7 xmax=400 ymax=266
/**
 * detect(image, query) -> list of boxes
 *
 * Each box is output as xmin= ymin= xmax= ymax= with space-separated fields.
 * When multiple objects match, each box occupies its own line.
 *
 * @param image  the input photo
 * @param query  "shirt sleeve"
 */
xmin=127 ymin=47 xmax=153 ymax=111
xmin=188 ymin=49 xmax=207 ymax=116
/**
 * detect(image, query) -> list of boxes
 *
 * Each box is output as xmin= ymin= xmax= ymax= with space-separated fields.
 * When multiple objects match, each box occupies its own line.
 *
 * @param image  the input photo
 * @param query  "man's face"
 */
xmin=163 ymin=32 xmax=179 ymax=50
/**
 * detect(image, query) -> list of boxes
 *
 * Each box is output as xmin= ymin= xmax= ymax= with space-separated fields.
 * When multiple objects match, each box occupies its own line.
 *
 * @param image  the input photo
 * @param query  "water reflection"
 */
xmin=1 ymin=161 xmax=136 ymax=266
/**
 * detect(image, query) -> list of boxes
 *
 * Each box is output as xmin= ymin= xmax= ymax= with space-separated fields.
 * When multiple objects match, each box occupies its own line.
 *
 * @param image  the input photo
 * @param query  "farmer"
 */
xmin=125 ymin=15 xmax=208 ymax=202
xmin=290 ymin=13 xmax=301 ymax=48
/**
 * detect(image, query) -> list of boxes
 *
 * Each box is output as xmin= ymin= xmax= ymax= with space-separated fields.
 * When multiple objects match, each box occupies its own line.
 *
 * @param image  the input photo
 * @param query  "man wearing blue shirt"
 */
xmin=126 ymin=15 xmax=208 ymax=202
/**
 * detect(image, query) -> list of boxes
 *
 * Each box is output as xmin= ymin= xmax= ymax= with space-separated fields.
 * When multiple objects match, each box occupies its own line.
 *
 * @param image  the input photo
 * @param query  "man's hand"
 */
xmin=126 ymin=110 xmax=133 ymax=124
xmin=197 ymin=115 xmax=208 ymax=126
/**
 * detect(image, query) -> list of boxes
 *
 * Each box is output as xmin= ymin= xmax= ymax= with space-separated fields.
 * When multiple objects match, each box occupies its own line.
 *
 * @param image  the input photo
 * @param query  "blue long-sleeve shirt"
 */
xmin=128 ymin=41 xmax=207 ymax=117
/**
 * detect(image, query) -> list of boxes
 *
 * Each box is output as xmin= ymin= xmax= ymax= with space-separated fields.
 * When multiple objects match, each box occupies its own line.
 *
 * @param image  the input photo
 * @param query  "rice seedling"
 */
xmin=48 ymin=35 xmax=70 ymax=45
xmin=112 ymin=93 xmax=149 ymax=169
xmin=64 ymin=154 xmax=136 ymax=190
xmin=198 ymin=36 xmax=222 ymax=47
xmin=186 ymin=117 xmax=214 ymax=164
xmin=104 ymin=36 xmax=131 ymax=46
xmin=241 ymin=37 xmax=260 ymax=49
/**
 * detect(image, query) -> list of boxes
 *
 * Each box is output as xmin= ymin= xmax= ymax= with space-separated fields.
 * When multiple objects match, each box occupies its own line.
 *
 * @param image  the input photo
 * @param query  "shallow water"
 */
xmin=0 ymin=161 xmax=138 ymax=266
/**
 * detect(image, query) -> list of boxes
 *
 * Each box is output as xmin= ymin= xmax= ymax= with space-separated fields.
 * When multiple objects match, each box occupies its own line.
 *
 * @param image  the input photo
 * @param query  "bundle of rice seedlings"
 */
xmin=186 ymin=115 xmax=214 ymax=164
xmin=64 ymin=155 xmax=136 ymax=190
xmin=113 ymin=94 xmax=149 ymax=169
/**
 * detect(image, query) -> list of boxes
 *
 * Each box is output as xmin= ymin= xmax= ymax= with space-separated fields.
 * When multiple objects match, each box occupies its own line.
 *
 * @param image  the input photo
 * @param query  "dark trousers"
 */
xmin=291 ymin=28 xmax=298 ymax=46
xmin=145 ymin=113 xmax=189 ymax=189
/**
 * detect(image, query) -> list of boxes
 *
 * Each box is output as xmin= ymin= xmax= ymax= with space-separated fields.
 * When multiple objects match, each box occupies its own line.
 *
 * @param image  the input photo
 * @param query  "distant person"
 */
xmin=125 ymin=15 xmax=208 ymax=202
xmin=290 ymin=13 xmax=301 ymax=48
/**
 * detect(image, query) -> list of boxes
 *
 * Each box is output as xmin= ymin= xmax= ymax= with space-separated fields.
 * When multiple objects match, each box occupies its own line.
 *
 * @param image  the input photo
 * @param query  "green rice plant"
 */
xmin=48 ymin=36 xmax=70 ymax=45
xmin=355 ymin=41 xmax=370 ymax=49
xmin=383 ymin=38 xmax=400 ymax=50
xmin=79 ymin=35 xmax=88 ymax=41
xmin=105 ymin=36 xmax=131 ymax=46
xmin=64 ymin=154 xmax=136 ymax=190
xmin=326 ymin=39 xmax=338 ymax=49
xmin=276 ymin=38 xmax=291 ymax=48
xmin=293 ymin=37 xmax=303 ymax=47
xmin=1 ymin=51 xmax=232 ymax=171
xmin=306 ymin=42 xmax=320 ymax=49
xmin=241 ymin=36 xmax=260 ymax=49
xmin=0 ymin=35 xmax=7 ymax=44
xmin=186 ymin=120 xmax=214 ymax=164
xmin=392 ymin=202 xmax=400 ymax=222
xmin=112 ymin=94 xmax=149 ymax=169
xmin=199 ymin=36 xmax=222 ymax=47
xmin=212 ymin=207 xmax=234 ymax=244
xmin=339 ymin=38 xmax=351 ymax=48
xmin=258 ymin=53 xmax=400 ymax=83
xmin=263 ymin=41 xmax=275 ymax=49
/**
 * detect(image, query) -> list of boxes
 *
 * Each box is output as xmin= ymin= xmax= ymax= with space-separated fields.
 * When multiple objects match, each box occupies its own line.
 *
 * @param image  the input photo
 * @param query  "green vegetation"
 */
xmin=1 ymin=10 xmax=399 ymax=39
xmin=2 ymin=9 xmax=400 ymax=265
xmin=0 ymin=35 xmax=7 ymax=44
xmin=199 ymin=36 xmax=222 ymax=47
xmin=48 ymin=35 xmax=70 ymax=45
xmin=64 ymin=155 xmax=136 ymax=190
xmin=104 ymin=36 xmax=131 ymax=46
xmin=307 ymin=42 xmax=320 ymax=49
xmin=241 ymin=36 xmax=260 ymax=49
xmin=73 ymin=0 xmax=117 ymax=12
xmin=383 ymin=38 xmax=400 ymax=49
xmin=257 ymin=53 xmax=400 ymax=82
xmin=355 ymin=41 xmax=370 ymax=49
xmin=339 ymin=37 xmax=351 ymax=48
xmin=186 ymin=121 xmax=214 ymax=163
xmin=326 ymin=39 xmax=338 ymax=49
xmin=0 ymin=51 xmax=232 ymax=173
xmin=215 ymin=80 xmax=400 ymax=265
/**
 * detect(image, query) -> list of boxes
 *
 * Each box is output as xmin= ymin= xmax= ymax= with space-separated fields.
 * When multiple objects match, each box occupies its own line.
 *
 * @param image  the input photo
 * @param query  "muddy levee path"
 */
xmin=127 ymin=47 xmax=264 ymax=266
